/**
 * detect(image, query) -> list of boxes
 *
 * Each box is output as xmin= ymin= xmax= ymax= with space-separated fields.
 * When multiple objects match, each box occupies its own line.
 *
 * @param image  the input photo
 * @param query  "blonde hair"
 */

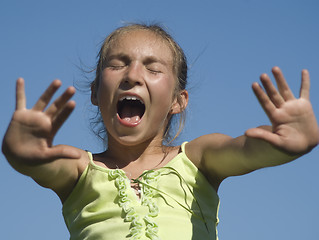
xmin=91 ymin=23 xmax=188 ymax=144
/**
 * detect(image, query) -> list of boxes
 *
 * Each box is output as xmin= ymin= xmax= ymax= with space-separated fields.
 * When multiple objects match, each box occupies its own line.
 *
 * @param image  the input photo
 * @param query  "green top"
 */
xmin=63 ymin=142 xmax=220 ymax=240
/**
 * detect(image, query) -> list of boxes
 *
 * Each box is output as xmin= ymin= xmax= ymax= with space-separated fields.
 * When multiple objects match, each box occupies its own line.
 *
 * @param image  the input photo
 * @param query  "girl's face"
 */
xmin=93 ymin=30 xmax=183 ymax=146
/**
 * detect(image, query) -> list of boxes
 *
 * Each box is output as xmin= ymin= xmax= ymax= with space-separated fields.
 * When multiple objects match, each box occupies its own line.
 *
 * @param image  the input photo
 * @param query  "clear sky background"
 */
xmin=1 ymin=0 xmax=318 ymax=239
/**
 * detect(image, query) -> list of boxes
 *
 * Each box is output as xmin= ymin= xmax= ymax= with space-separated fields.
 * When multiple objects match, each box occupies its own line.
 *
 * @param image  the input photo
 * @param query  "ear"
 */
xmin=91 ymin=81 xmax=98 ymax=106
xmin=171 ymin=90 xmax=189 ymax=114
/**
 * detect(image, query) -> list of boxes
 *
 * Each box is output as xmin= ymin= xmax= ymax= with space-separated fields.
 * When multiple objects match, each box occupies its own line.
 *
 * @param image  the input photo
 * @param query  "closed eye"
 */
xmin=108 ymin=65 xmax=126 ymax=70
xmin=105 ymin=55 xmax=128 ymax=70
xmin=147 ymin=68 xmax=162 ymax=74
xmin=145 ymin=62 xmax=163 ymax=75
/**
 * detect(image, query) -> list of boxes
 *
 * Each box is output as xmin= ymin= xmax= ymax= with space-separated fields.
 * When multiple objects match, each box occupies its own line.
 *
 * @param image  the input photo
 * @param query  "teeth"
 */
xmin=119 ymin=96 xmax=144 ymax=104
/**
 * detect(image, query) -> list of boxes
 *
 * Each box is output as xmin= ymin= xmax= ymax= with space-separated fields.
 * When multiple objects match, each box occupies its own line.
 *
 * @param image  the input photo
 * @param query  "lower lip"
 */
xmin=116 ymin=114 xmax=142 ymax=127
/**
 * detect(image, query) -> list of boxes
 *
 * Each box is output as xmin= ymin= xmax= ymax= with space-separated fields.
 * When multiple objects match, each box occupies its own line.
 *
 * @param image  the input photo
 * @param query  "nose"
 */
xmin=124 ymin=62 xmax=144 ymax=86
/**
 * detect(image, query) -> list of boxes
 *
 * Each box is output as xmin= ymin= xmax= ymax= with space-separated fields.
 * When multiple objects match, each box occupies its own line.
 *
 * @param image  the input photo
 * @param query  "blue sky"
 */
xmin=1 ymin=0 xmax=318 ymax=239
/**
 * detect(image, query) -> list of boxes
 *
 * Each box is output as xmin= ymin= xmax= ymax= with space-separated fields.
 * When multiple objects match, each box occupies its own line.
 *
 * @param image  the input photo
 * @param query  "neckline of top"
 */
xmin=86 ymin=142 xmax=189 ymax=176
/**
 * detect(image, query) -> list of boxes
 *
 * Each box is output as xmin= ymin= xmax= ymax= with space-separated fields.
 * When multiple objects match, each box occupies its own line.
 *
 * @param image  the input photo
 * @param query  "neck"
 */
xmin=104 ymin=135 xmax=169 ymax=168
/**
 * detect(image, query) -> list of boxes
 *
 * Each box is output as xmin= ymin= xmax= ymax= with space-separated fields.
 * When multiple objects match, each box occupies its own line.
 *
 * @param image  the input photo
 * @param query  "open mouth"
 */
xmin=117 ymin=96 xmax=145 ymax=125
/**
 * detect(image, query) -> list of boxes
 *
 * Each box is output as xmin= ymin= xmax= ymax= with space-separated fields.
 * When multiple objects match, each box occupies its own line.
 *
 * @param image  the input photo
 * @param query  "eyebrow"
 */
xmin=105 ymin=53 xmax=129 ymax=62
xmin=105 ymin=53 xmax=171 ymax=67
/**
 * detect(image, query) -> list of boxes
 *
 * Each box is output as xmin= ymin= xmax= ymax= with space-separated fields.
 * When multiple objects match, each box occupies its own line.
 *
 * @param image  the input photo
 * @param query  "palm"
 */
xmin=246 ymin=67 xmax=319 ymax=154
xmin=11 ymin=109 xmax=55 ymax=152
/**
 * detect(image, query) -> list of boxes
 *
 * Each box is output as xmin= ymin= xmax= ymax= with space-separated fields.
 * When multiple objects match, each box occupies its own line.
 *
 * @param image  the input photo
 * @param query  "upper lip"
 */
xmin=117 ymin=92 xmax=145 ymax=104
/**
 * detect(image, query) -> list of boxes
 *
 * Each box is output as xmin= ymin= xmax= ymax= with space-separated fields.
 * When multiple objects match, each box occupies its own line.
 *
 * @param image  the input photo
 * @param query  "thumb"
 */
xmin=46 ymin=145 xmax=82 ymax=160
xmin=245 ymin=127 xmax=281 ymax=146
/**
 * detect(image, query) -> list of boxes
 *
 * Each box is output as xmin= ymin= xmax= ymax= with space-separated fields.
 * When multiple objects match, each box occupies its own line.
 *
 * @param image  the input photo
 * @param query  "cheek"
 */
xmin=150 ymin=76 xmax=176 ymax=108
xmin=97 ymin=72 xmax=117 ymax=99
xmin=154 ymin=71 xmax=175 ymax=89
xmin=100 ymin=70 xmax=116 ymax=87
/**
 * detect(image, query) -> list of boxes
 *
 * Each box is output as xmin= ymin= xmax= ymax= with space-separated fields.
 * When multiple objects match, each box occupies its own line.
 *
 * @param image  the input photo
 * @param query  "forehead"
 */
xmin=107 ymin=30 xmax=174 ymax=62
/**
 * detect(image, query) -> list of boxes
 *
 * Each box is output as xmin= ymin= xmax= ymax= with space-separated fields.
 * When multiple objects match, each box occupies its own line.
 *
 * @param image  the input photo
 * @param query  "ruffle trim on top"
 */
xmin=109 ymin=169 xmax=143 ymax=239
xmin=140 ymin=170 xmax=160 ymax=240
xmin=109 ymin=166 xmax=210 ymax=239
xmin=109 ymin=169 xmax=160 ymax=240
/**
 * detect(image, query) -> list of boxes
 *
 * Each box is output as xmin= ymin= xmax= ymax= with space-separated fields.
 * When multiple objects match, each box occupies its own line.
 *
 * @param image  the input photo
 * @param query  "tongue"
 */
xmin=120 ymin=105 xmax=141 ymax=123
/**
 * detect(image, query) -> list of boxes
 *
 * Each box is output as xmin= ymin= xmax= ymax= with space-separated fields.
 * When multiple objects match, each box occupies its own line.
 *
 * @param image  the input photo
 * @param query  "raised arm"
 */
xmin=2 ymin=78 xmax=87 ymax=201
xmin=187 ymin=67 xmax=319 ymax=189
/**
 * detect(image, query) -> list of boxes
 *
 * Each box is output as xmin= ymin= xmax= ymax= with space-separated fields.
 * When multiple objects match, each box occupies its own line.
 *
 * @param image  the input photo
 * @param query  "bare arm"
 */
xmin=187 ymin=67 xmax=319 ymax=189
xmin=2 ymin=78 xmax=87 ymax=201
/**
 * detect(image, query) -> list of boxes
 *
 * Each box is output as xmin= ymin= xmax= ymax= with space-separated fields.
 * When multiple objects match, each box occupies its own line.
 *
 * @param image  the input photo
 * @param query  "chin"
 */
xmin=108 ymin=130 xmax=163 ymax=148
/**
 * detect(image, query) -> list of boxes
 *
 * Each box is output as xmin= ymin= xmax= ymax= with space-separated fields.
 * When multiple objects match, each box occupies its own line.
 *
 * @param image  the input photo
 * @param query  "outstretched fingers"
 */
xmin=33 ymin=80 xmax=62 ymax=111
xmin=271 ymin=67 xmax=295 ymax=101
xmin=259 ymin=73 xmax=285 ymax=108
xmin=253 ymin=67 xmax=301 ymax=116
xmin=25 ymin=79 xmax=76 ymax=136
xmin=16 ymin=78 xmax=26 ymax=110
xmin=44 ymin=85 xmax=76 ymax=136
xmin=45 ymin=86 xmax=76 ymax=118
xmin=300 ymin=69 xmax=310 ymax=99
xmin=251 ymin=82 xmax=276 ymax=117
xmin=51 ymin=100 xmax=76 ymax=137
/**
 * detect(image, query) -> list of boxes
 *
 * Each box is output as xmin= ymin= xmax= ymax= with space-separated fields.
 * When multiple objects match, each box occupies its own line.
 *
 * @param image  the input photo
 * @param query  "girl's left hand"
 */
xmin=245 ymin=67 xmax=319 ymax=155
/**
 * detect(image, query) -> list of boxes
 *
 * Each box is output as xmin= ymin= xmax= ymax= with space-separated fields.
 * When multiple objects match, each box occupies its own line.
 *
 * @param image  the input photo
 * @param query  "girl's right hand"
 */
xmin=2 ymin=78 xmax=81 ymax=168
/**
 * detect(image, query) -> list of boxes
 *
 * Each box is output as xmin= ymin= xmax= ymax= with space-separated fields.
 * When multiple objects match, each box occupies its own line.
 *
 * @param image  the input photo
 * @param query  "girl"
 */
xmin=2 ymin=24 xmax=318 ymax=240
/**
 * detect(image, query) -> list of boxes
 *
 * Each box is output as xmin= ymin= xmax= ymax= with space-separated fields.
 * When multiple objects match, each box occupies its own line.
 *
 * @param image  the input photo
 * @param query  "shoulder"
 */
xmin=185 ymin=133 xmax=233 ymax=165
xmin=77 ymin=149 xmax=91 ymax=173
xmin=184 ymin=134 xmax=234 ymax=190
xmin=52 ymin=148 xmax=90 ymax=203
